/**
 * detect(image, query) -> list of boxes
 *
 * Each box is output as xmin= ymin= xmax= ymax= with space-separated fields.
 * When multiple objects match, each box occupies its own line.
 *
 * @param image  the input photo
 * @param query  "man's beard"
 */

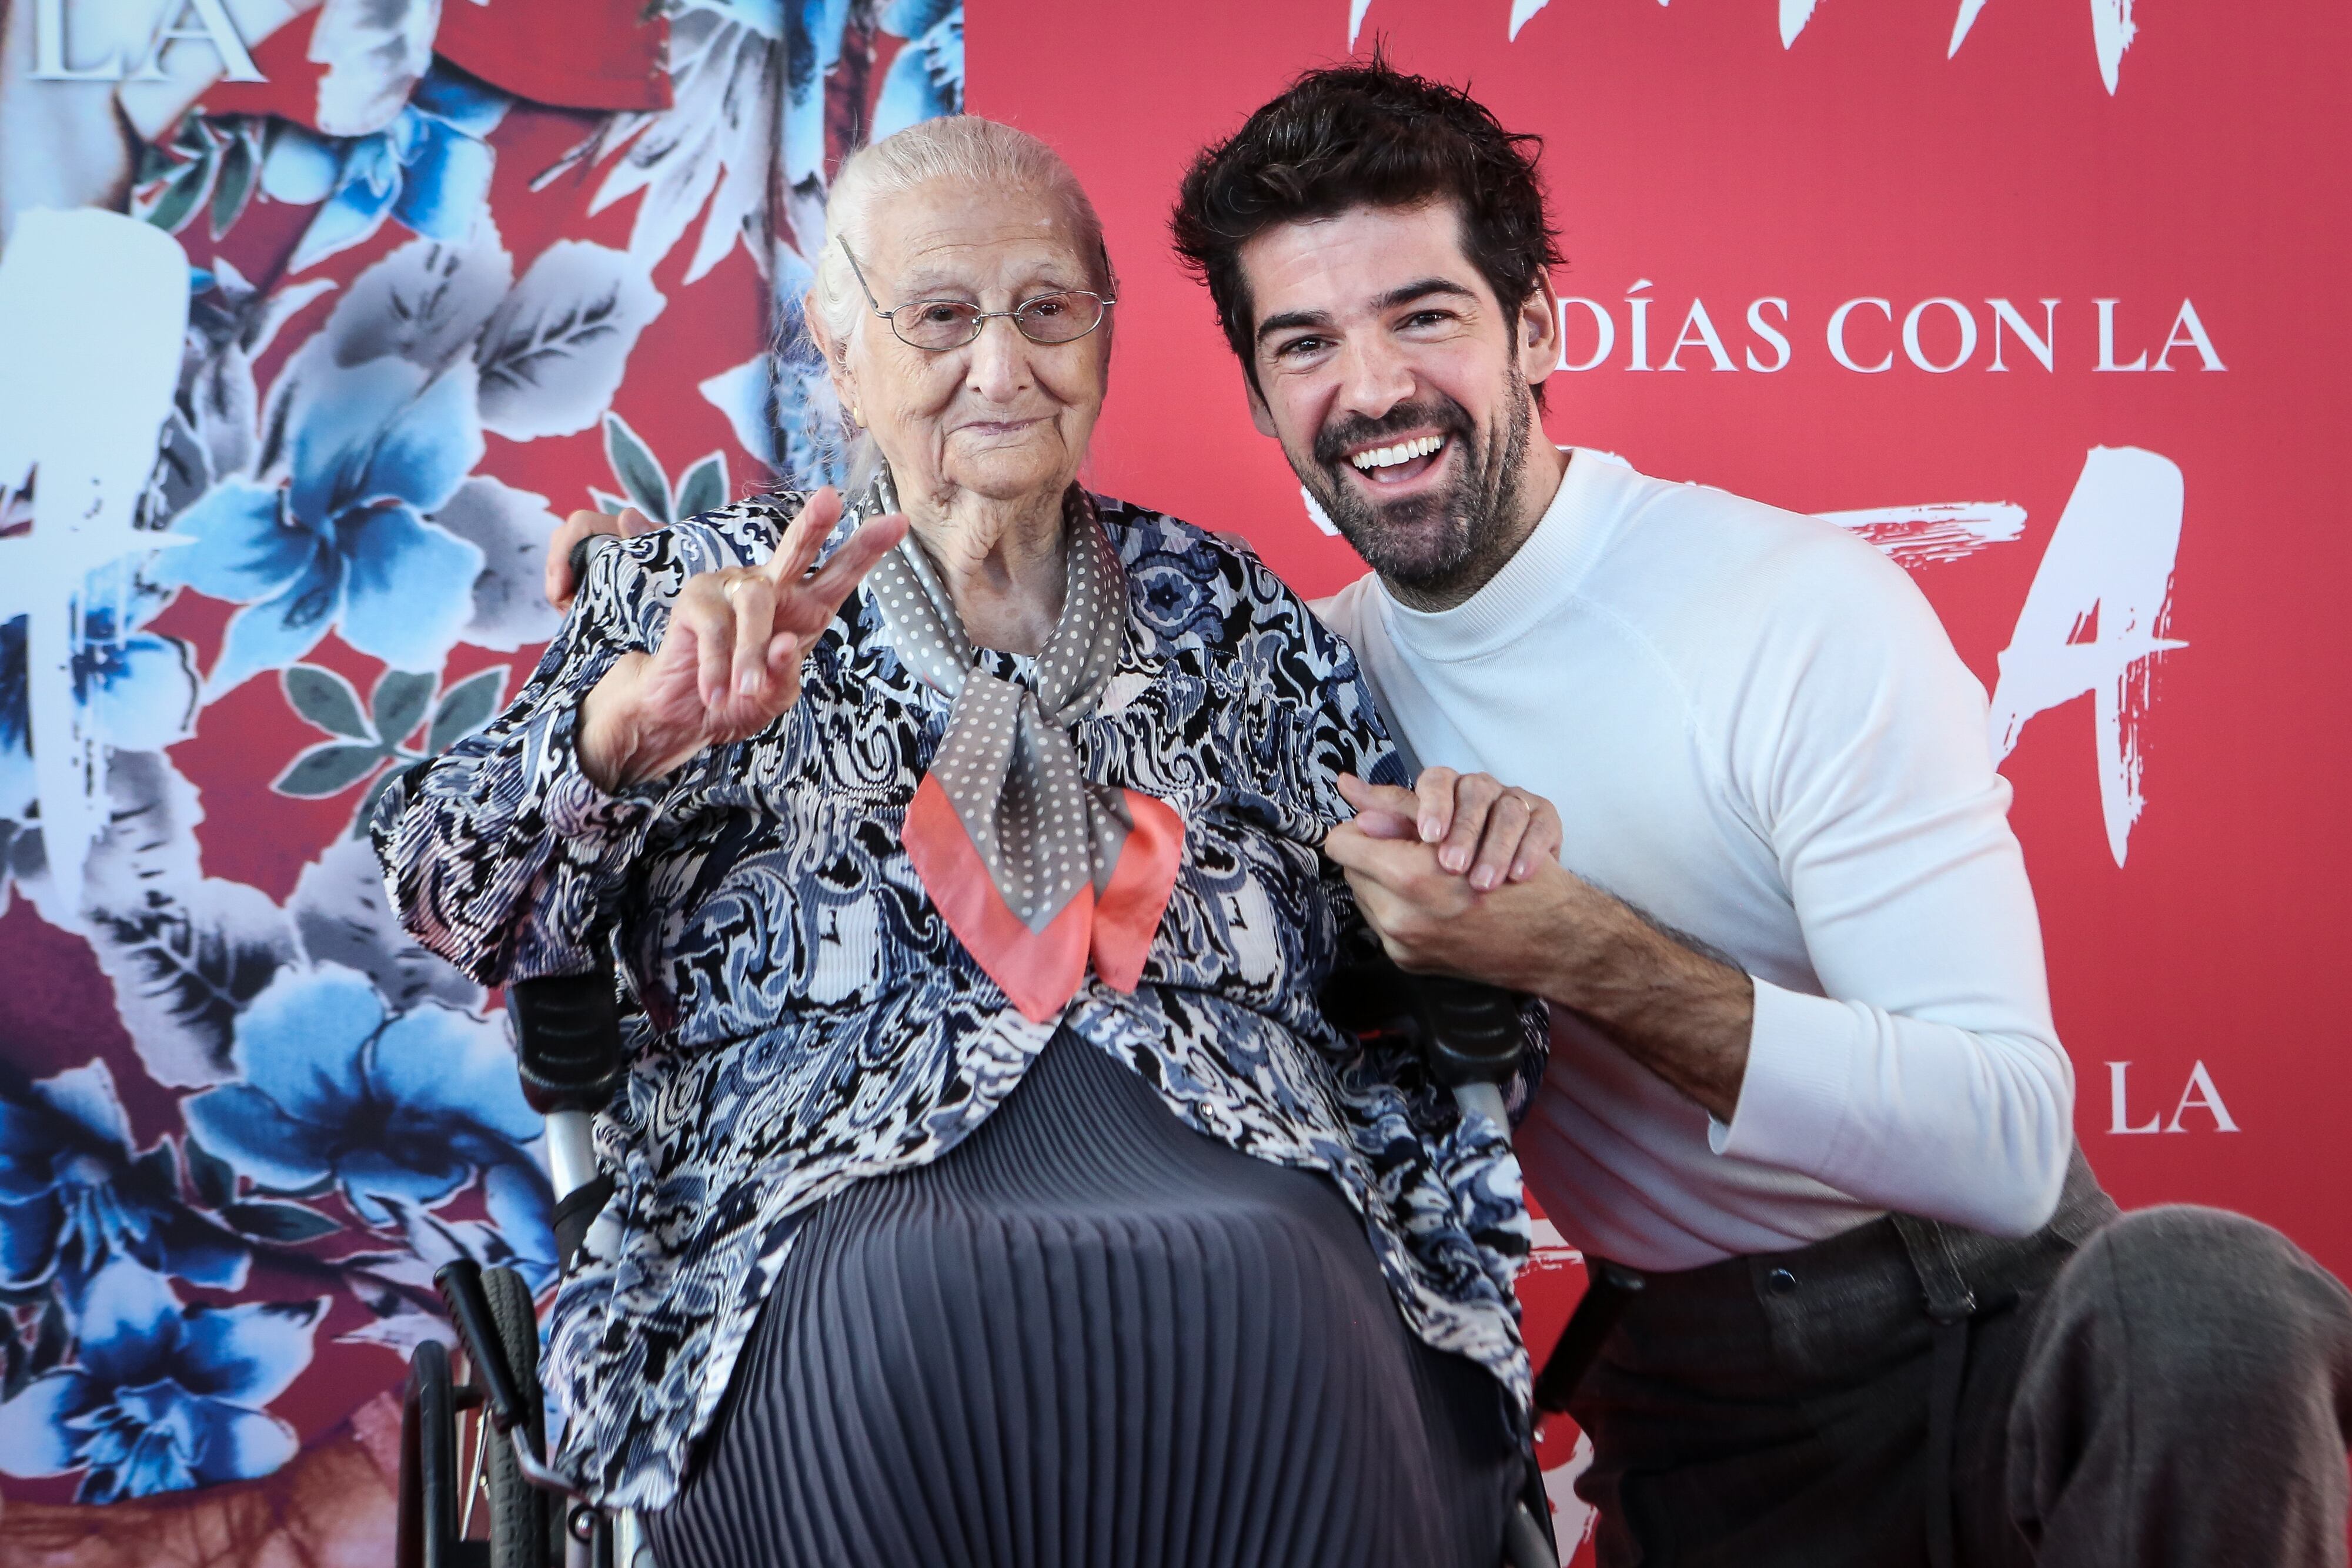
xmin=1298 ymin=376 xmax=1531 ymax=604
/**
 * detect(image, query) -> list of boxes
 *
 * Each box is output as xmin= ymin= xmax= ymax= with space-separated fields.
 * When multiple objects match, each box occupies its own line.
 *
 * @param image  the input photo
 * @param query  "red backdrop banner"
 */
xmin=1 ymin=1 xmax=2342 ymax=1557
xmin=970 ymin=4 xmax=2351 ymax=1545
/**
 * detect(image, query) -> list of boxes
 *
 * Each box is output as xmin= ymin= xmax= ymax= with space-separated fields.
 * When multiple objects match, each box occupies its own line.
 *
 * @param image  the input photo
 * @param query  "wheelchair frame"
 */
xmin=395 ymin=965 xmax=1556 ymax=1568
xmin=396 ymin=973 xmax=646 ymax=1568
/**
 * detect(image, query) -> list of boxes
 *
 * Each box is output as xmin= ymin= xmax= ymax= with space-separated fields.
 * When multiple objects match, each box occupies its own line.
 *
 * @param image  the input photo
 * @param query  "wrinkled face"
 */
xmin=1238 ymin=200 xmax=1550 ymax=599
xmin=830 ymin=179 xmax=1111 ymax=514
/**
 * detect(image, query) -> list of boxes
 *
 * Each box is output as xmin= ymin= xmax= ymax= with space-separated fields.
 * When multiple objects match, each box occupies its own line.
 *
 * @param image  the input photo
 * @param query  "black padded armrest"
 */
xmin=509 ymin=972 xmax=627 ymax=1115
xmin=1322 ymin=958 xmax=1524 ymax=1089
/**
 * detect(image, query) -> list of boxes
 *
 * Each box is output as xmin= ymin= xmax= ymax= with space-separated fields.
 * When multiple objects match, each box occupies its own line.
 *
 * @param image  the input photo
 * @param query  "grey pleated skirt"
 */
xmin=644 ymin=1027 xmax=1521 ymax=1568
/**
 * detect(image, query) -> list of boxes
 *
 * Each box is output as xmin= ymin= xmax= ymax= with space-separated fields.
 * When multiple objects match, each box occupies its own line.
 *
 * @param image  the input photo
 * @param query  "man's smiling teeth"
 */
xmin=1348 ymin=434 xmax=1445 ymax=471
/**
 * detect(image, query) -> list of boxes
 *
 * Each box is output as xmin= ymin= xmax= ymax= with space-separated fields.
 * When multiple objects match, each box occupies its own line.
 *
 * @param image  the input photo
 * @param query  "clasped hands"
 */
xmin=1334 ymin=768 xmax=1757 ymax=1121
xmin=1327 ymin=767 xmax=1586 ymax=997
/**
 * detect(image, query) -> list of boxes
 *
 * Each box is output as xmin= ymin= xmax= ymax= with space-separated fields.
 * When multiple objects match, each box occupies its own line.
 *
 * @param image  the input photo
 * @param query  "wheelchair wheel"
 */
xmin=480 ymin=1265 xmax=559 ymax=1568
xmin=396 ymin=1338 xmax=466 ymax=1568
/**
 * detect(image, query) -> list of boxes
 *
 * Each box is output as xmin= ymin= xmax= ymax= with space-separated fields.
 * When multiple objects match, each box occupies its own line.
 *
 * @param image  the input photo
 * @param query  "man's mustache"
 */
xmin=1311 ymin=400 xmax=1476 ymax=469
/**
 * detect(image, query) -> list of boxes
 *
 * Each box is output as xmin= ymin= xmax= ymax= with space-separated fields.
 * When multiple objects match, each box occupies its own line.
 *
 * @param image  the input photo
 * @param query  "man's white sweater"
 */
xmin=1319 ymin=450 xmax=2074 ymax=1272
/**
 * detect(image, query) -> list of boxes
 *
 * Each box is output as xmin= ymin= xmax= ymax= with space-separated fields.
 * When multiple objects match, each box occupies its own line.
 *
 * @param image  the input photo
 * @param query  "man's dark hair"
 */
xmin=1169 ymin=57 xmax=1564 ymax=394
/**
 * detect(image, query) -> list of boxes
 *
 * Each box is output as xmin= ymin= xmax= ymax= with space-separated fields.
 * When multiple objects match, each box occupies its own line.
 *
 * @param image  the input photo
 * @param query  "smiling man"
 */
xmin=1243 ymin=212 xmax=1559 ymax=609
xmin=1170 ymin=59 xmax=2352 ymax=1568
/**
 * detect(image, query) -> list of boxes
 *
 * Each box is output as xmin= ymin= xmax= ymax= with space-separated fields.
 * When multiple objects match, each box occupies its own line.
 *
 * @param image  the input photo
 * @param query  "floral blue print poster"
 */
xmin=0 ymin=1 xmax=958 ymax=1557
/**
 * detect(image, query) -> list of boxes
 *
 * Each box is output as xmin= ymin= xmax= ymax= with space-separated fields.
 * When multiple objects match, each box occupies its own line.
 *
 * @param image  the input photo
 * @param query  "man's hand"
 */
xmin=547 ymin=505 xmax=660 ymax=610
xmin=1326 ymin=815 xmax=1576 ymax=990
xmin=576 ymin=489 xmax=906 ymax=791
xmin=1328 ymin=770 xmax=1756 ymax=1122
xmin=1337 ymin=769 xmax=1561 ymax=890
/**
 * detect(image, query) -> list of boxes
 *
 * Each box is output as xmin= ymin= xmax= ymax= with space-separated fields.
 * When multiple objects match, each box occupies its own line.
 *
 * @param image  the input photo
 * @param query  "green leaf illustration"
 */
xmin=428 ymin=667 xmax=509 ymax=754
xmin=371 ymin=668 xmax=438 ymax=748
xmin=349 ymin=755 xmax=423 ymax=841
xmin=676 ymin=452 xmax=729 ymax=520
xmin=283 ymin=665 xmax=374 ymax=740
xmin=275 ymin=742 xmax=389 ymax=798
xmin=603 ymin=411 xmax=673 ymax=525
xmin=185 ymin=1135 xmax=238 ymax=1211
xmin=143 ymin=158 xmax=213 ymax=236
xmin=209 ymin=124 xmax=258 ymax=239
xmin=222 ymin=1201 xmax=343 ymax=1244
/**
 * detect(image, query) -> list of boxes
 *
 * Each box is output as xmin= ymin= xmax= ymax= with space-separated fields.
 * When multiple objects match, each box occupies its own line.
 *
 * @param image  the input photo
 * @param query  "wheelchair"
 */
xmin=395 ymin=969 xmax=639 ymax=1568
xmin=394 ymin=961 xmax=1557 ymax=1568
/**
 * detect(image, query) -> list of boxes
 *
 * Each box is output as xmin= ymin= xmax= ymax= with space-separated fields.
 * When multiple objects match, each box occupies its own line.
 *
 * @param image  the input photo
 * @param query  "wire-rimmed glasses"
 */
xmin=840 ymin=242 xmax=1115 ymax=351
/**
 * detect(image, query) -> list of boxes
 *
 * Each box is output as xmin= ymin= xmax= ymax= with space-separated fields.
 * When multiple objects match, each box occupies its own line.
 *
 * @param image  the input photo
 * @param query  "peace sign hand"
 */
xmin=576 ymin=488 xmax=907 ymax=791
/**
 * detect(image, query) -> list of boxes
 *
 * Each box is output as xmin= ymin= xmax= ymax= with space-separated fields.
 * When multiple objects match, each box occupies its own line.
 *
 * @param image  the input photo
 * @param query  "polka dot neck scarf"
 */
xmin=858 ymin=471 xmax=1185 ymax=1022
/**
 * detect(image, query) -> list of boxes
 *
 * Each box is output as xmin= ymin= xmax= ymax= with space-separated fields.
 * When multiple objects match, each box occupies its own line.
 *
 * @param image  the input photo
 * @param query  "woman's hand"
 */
xmin=1335 ymin=769 xmax=1562 ymax=890
xmin=577 ymin=489 xmax=907 ymax=791
xmin=546 ymin=504 xmax=659 ymax=610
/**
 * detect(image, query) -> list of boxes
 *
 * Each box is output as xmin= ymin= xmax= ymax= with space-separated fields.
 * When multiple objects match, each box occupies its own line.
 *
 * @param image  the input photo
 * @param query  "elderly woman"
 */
xmin=376 ymin=117 xmax=1542 ymax=1568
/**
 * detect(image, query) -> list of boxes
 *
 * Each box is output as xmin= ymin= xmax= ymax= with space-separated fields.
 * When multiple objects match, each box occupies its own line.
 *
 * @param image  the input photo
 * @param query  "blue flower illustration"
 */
xmin=1 ymin=563 xmax=198 ymax=821
xmin=701 ymin=252 xmax=853 ymax=488
xmin=265 ymin=65 xmax=512 ymax=273
xmin=0 ymin=1261 xmax=320 ymax=1500
xmin=73 ymin=602 xmax=201 ymax=747
xmin=482 ymin=1159 xmax=559 ymax=1294
xmin=873 ymin=1 xmax=963 ymax=140
xmin=0 ymin=1061 xmax=245 ymax=1293
xmin=394 ymin=1158 xmax=560 ymax=1299
xmin=787 ymin=0 xmax=856 ymax=188
xmin=0 ymin=614 xmax=30 ymax=822
xmin=183 ymin=965 xmax=540 ymax=1228
xmin=157 ymin=360 xmax=486 ymax=694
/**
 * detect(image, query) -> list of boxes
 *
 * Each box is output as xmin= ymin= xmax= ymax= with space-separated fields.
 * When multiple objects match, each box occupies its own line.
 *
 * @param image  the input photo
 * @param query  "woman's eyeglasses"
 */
xmin=840 ymin=242 xmax=1115 ymax=352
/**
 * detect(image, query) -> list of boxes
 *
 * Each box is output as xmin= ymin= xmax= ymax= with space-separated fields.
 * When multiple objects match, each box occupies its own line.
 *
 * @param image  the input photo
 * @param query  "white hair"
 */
xmin=797 ymin=117 xmax=1110 ymax=487
xmin=810 ymin=116 xmax=1110 ymax=350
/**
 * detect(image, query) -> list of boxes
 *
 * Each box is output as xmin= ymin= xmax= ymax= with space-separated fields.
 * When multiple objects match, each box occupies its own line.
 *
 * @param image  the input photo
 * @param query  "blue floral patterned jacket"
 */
xmin=373 ymin=493 xmax=1542 ymax=1510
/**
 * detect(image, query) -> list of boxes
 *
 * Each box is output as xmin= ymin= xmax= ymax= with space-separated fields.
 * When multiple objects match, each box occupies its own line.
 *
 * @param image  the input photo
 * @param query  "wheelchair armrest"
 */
xmin=509 ymin=972 xmax=627 ymax=1116
xmin=1405 ymin=972 xmax=1524 ymax=1089
xmin=1322 ymin=958 xmax=1526 ymax=1089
